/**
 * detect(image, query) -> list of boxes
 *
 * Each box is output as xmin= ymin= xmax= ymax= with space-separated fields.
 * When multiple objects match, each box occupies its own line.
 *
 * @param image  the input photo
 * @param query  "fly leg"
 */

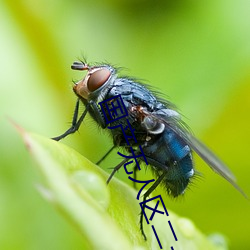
xmin=106 ymin=158 xmax=129 ymax=184
xmin=132 ymin=163 xmax=140 ymax=189
xmin=140 ymin=171 xmax=167 ymax=240
xmin=96 ymin=145 xmax=116 ymax=165
xmin=52 ymin=99 xmax=89 ymax=141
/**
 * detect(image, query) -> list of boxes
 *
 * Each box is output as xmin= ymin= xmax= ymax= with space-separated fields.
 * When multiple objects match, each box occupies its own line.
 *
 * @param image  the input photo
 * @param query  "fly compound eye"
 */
xmin=87 ymin=68 xmax=111 ymax=92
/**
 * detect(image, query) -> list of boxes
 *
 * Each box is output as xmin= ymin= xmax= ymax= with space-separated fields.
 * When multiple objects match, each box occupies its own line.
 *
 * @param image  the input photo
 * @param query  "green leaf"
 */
xmin=19 ymin=128 xmax=227 ymax=250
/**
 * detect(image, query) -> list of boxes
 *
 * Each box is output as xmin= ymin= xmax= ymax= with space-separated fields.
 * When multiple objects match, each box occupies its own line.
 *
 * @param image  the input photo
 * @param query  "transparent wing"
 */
xmin=146 ymin=109 xmax=247 ymax=198
xmin=178 ymin=129 xmax=247 ymax=197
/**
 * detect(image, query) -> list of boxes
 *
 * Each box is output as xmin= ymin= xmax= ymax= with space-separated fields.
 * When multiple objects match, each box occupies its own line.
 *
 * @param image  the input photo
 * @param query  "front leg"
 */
xmin=52 ymin=99 xmax=89 ymax=141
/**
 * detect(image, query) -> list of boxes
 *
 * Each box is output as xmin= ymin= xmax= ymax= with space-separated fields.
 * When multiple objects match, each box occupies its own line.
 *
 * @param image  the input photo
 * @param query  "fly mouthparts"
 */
xmin=71 ymin=61 xmax=89 ymax=71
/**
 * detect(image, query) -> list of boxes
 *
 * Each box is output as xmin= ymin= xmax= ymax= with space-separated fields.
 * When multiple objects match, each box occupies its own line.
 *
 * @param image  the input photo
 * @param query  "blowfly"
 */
xmin=52 ymin=60 xmax=246 ymax=237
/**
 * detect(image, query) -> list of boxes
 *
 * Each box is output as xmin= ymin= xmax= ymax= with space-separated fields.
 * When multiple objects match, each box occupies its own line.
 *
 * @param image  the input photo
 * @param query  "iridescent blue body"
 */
xmin=53 ymin=60 xmax=245 ymax=198
xmin=91 ymin=76 xmax=194 ymax=197
xmin=52 ymin=60 xmax=246 ymax=240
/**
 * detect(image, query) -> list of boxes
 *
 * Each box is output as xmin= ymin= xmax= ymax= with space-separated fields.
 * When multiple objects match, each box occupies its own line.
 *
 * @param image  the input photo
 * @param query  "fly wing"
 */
xmin=150 ymin=109 xmax=247 ymax=198
xmin=171 ymin=123 xmax=247 ymax=198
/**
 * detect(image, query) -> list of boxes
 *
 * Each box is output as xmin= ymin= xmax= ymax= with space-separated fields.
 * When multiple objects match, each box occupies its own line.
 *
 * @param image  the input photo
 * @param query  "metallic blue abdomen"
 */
xmin=143 ymin=128 xmax=194 ymax=197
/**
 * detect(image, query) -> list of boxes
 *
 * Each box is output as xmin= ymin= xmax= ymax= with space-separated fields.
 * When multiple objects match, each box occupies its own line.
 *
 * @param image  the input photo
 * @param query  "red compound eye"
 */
xmin=87 ymin=68 xmax=111 ymax=92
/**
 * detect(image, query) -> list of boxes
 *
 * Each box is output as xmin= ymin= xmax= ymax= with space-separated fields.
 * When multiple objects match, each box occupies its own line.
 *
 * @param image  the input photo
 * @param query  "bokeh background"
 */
xmin=1 ymin=0 xmax=250 ymax=249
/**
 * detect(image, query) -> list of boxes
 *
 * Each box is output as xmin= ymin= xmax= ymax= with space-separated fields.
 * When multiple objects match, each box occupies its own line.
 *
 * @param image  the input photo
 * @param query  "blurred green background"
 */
xmin=1 ymin=0 xmax=250 ymax=249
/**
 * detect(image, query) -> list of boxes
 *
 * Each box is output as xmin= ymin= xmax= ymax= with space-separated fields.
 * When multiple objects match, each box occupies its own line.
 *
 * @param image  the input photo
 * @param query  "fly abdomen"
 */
xmin=166 ymin=129 xmax=191 ymax=161
xmin=164 ymin=129 xmax=194 ymax=196
xmin=143 ymin=128 xmax=194 ymax=197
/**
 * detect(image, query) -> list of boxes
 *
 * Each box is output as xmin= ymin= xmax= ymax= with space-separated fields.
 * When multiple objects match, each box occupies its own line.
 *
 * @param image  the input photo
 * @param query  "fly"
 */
xmin=52 ymin=60 xmax=247 ymax=238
